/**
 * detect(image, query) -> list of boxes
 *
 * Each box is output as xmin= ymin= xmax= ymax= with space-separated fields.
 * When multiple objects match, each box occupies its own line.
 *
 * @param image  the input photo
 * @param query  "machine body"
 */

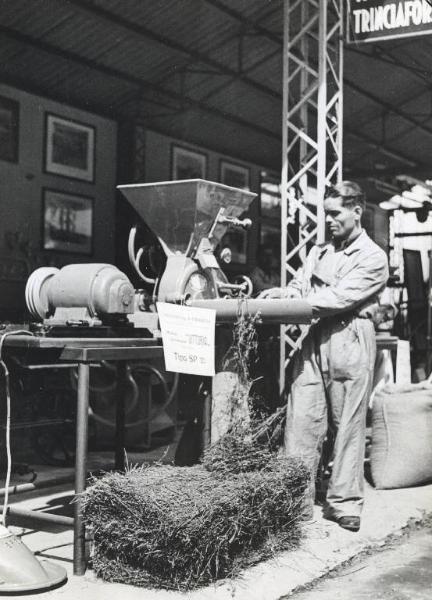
xmin=25 ymin=180 xmax=312 ymax=331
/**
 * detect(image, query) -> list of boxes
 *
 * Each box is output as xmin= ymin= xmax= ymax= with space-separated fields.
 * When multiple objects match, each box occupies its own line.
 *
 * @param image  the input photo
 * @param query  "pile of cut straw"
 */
xmin=81 ymin=431 xmax=309 ymax=590
xmin=81 ymin=314 xmax=309 ymax=590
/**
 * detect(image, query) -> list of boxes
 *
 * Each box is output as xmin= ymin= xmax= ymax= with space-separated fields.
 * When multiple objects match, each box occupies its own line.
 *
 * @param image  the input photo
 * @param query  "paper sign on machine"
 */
xmin=156 ymin=302 xmax=216 ymax=376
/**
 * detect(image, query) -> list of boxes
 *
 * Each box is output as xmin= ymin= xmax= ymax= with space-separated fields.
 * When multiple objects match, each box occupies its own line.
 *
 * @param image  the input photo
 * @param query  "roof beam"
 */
xmin=345 ymin=126 xmax=420 ymax=168
xmin=0 ymin=71 xmax=121 ymax=121
xmin=204 ymin=1 xmax=432 ymax=140
xmin=70 ymin=0 xmax=432 ymax=142
xmin=204 ymin=0 xmax=283 ymax=45
xmin=347 ymin=165 xmax=429 ymax=178
xmin=66 ymin=0 xmax=281 ymax=100
xmin=345 ymin=77 xmax=432 ymax=139
xmin=0 ymin=24 xmax=280 ymax=141
xmin=196 ymin=47 xmax=281 ymax=104
xmin=346 ymin=45 xmax=431 ymax=86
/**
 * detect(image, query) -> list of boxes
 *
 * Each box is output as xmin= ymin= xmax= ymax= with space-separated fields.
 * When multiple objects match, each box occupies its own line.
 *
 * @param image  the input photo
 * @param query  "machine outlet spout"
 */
xmin=188 ymin=298 xmax=312 ymax=324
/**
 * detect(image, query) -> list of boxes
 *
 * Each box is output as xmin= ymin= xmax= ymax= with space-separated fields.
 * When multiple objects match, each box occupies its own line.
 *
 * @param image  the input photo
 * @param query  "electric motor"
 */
xmin=25 ymin=264 xmax=135 ymax=323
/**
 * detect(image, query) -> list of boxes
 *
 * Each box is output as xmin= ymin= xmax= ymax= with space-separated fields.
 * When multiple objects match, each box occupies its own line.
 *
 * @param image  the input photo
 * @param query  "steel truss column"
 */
xmin=280 ymin=0 xmax=344 ymax=393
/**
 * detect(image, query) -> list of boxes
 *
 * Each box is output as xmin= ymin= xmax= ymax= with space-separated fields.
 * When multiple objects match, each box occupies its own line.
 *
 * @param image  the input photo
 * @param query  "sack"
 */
xmin=371 ymin=383 xmax=432 ymax=489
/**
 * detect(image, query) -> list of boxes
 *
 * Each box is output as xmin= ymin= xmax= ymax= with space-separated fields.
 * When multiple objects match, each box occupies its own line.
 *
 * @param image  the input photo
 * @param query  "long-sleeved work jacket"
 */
xmin=285 ymin=229 xmax=389 ymax=320
xmin=284 ymin=230 xmax=389 ymax=519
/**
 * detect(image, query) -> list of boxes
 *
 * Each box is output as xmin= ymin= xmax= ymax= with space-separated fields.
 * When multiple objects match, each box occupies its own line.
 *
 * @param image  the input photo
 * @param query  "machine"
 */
xmin=25 ymin=179 xmax=312 ymax=330
xmin=19 ymin=179 xmax=312 ymax=461
xmin=0 ymin=181 xmax=313 ymax=592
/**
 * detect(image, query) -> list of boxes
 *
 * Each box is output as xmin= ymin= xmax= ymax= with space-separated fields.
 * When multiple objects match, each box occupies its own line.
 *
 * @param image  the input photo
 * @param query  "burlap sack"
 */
xmin=371 ymin=382 xmax=432 ymax=489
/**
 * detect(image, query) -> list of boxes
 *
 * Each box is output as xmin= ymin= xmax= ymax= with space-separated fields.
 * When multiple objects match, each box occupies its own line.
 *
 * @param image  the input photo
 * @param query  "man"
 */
xmin=260 ymin=181 xmax=389 ymax=531
xmin=250 ymin=244 xmax=280 ymax=293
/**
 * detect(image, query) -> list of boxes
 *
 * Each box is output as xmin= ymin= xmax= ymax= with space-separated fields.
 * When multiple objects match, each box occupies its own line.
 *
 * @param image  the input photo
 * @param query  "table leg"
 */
xmin=115 ymin=362 xmax=127 ymax=470
xmin=73 ymin=362 xmax=90 ymax=576
xmin=202 ymin=389 xmax=211 ymax=450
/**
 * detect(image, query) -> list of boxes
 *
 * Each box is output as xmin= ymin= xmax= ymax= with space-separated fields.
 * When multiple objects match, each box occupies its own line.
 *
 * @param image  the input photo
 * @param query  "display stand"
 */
xmin=1 ymin=336 xmax=163 ymax=576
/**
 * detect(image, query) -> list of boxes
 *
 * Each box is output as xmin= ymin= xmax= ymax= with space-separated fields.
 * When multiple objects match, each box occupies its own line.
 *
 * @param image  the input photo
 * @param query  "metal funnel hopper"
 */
xmin=118 ymin=179 xmax=256 ymax=255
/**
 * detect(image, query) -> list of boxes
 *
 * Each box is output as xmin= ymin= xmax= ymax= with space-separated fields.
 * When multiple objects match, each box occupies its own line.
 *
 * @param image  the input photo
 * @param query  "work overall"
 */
xmin=284 ymin=230 xmax=389 ymax=519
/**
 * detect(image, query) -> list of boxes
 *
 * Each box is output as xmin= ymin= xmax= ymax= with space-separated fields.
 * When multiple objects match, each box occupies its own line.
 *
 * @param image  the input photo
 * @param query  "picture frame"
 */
xmin=218 ymin=160 xmax=251 ymax=265
xmin=0 ymin=95 xmax=19 ymax=163
xmin=220 ymin=160 xmax=250 ymax=190
xmin=259 ymin=171 xmax=281 ymax=246
xmin=42 ymin=188 xmax=94 ymax=255
xmin=219 ymin=229 xmax=248 ymax=265
xmin=44 ymin=113 xmax=95 ymax=182
xmin=171 ymin=144 xmax=207 ymax=180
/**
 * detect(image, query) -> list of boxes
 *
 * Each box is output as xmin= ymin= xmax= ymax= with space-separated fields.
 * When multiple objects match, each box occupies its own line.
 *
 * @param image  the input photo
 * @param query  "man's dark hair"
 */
xmin=325 ymin=181 xmax=366 ymax=211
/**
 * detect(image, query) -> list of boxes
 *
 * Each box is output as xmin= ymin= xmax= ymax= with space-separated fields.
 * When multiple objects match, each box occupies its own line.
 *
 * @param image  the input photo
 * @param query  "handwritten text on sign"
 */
xmin=156 ymin=302 xmax=216 ymax=376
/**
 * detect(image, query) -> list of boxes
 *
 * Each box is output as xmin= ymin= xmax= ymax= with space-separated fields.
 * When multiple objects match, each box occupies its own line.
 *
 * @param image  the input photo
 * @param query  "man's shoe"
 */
xmin=337 ymin=516 xmax=360 ymax=532
xmin=324 ymin=513 xmax=360 ymax=532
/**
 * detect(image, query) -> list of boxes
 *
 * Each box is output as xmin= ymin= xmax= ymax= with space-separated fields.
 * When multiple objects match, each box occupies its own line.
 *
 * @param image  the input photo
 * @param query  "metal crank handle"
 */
xmin=218 ymin=216 xmax=252 ymax=230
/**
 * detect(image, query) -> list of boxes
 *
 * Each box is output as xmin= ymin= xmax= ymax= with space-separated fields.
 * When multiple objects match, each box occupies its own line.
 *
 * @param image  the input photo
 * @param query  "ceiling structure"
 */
xmin=1 ymin=0 xmax=432 ymax=196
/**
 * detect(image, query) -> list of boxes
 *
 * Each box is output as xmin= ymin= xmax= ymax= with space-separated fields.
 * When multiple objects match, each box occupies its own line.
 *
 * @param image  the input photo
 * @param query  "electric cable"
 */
xmin=128 ymin=226 xmax=157 ymax=284
xmin=0 ymin=330 xmax=34 ymax=526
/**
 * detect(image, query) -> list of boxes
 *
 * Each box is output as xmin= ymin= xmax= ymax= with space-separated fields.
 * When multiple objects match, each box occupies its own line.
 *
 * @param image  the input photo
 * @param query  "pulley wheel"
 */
xmin=25 ymin=267 xmax=59 ymax=321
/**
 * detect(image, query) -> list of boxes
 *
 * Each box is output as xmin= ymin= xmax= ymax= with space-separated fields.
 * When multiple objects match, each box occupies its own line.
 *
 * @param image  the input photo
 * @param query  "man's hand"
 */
xmin=258 ymin=287 xmax=284 ymax=299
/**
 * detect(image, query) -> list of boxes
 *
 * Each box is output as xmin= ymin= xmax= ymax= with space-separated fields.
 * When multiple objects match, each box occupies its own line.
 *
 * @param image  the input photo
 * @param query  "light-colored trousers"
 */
xmin=285 ymin=316 xmax=376 ymax=518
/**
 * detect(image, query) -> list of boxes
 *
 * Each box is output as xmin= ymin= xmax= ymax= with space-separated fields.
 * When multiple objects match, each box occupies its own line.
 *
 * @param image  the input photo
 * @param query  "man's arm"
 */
xmin=258 ymin=246 xmax=318 ymax=299
xmin=258 ymin=265 xmax=304 ymax=299
xmin=306 ymin=251 xmax=389 ymax=317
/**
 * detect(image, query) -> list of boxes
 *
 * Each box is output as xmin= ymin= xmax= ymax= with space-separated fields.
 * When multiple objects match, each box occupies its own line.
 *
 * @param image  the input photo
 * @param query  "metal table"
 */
xmin=2 ymin=335 xmax=163 ymax=575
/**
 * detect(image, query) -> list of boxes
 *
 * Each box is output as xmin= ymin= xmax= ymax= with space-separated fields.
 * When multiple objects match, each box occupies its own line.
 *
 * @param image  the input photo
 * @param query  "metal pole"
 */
xmin=299 ymin=0 xmax=310 ymax=262
xmin=202 ymin=389 xmax=211 ymax=450
xmin=115 ymin=362 xmax=127 ymax=470
xmin=280 ymin=0 xmax=289 ymax=395
xmin=427 ymin=241 xmax=432 ymax=375
xmin=317 ymin=0 xmax=327 ymax=245
xmin=337 ymin=0 xmax=344 ymax=182
xmin=73 ymin=362 xmax=90 ymax=576
xmin=4 ymin=506 xmax=74 ymax=527
xmin=279 ymin=1 xmax=344 ymax=393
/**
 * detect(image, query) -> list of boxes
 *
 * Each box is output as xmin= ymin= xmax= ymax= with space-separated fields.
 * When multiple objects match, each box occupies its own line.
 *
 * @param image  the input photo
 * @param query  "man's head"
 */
xmin=324 ymin=181 xmax=365 ymax=242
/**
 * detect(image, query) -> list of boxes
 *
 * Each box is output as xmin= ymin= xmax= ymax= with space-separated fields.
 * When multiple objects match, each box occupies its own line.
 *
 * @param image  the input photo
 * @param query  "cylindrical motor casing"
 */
xmin=188 ymin=298 xmax=312 ymax=324
xmin=26 ymin=264 xmax=135 ymax=321
xmin=47 ymin=264 xmax=134 ymax=316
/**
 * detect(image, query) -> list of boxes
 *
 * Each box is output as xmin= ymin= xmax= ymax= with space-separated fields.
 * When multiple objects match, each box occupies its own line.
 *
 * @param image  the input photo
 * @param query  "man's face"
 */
xmin=324 ymin=196 xmax=360 ymax=241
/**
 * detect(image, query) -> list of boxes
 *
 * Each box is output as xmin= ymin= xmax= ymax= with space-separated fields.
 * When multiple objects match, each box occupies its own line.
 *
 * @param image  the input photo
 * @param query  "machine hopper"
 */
xmin=117 ymin=179 xmax=256 ymax=256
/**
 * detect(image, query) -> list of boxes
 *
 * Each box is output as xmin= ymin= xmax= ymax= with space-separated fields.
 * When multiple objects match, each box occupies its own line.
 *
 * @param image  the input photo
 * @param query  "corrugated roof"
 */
xmin=0 ymin=0 xmax=430 ymax=175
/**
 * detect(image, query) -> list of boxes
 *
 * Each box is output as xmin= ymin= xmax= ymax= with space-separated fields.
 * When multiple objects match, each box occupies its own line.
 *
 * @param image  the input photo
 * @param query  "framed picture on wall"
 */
xmin=44 ymin=113 xmax=95 ymax=182
xmin=42 ymin=188 xmax=93 ymax=255
xmin=218 ymin=160 xmax=251 ymax=265
xmin=171 ymin=144 xmax=207 ymax=180
xmin=220 ymin=160 xmax=250 ymax=190
xmin=0 ymin=95 xmax=19 ymax=163
xmin=220 ymin=230 xmax=248 ymax=265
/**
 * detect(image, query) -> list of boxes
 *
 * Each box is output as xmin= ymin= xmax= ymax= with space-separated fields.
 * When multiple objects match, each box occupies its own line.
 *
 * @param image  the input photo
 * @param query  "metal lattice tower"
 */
xmin=280 ymin=0 xmax=344 ymax=392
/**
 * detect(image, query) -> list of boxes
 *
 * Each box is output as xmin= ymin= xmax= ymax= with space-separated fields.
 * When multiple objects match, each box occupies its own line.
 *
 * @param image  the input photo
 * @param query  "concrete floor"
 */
xmin=286 ymin=526 xmax=432 ymax=600
xmin=2 ymin=456 xmax=432 ymax=600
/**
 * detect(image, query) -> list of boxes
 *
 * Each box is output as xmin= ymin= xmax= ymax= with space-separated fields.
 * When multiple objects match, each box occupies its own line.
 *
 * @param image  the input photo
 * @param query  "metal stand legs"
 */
xmin=73 ymin=363 xmax=90 ymax=576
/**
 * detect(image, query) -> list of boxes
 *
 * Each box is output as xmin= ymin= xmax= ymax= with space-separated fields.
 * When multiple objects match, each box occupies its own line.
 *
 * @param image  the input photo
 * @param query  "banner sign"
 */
xmin=347 ymin=0 xmax=432 ymax=43
xmin=156 ymin=302 xmax=216 ymax=376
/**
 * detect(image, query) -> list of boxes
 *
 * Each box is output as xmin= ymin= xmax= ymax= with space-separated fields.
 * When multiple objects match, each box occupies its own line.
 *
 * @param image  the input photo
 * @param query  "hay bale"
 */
xmin=202 ymin=424 xmax=274 ymax=474
xmin=81 ymin=450 xmax=309 ymax=590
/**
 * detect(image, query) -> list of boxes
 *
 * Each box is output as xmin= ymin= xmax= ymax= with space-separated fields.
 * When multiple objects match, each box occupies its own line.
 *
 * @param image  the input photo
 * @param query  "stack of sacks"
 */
xmin=371 ymin=382 xmax=432 ymax=489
